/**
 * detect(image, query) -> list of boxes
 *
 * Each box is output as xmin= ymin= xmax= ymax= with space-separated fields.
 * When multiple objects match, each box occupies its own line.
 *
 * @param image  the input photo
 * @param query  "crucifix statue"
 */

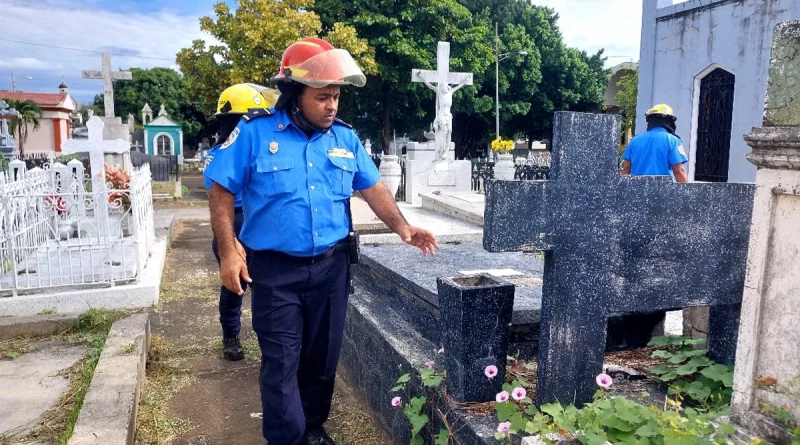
xmin=412 ymin=42 xmax=473 ymax=163
xmin=81 ymin=52 xmax=132 ymax=118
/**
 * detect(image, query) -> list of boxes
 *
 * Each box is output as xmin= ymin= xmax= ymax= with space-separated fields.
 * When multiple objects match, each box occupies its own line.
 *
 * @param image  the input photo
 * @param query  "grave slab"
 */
xmin=0 ymin=342 xmax=86 ymax=437
xmin=484 ymin=111 xmax=755 ymax=406
xmin=358 ymin=241 xmax=668 ymax=359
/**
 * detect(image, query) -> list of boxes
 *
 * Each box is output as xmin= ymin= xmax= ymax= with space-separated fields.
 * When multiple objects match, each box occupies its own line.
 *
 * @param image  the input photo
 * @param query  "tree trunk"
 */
xmin=380 ymin=85 xmax=391 ymax=155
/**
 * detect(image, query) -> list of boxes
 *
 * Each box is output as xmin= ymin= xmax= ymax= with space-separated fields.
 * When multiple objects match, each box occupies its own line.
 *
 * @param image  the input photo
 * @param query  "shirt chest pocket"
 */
xmin=326 ymin=155 xmax=358 ymax=198
xmin=254 ymin=157 xmax=297 ymax=196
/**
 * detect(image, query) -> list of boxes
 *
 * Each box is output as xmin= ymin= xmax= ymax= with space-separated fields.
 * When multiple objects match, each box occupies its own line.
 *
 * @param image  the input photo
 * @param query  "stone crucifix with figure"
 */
xmin=412 ymin=42 xmax=473 ymax=163
xmin=82 ymin=52 xmax=132 ymax=118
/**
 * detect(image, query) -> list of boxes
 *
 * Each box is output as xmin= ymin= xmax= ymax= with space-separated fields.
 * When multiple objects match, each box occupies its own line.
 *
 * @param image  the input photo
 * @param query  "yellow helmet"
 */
xmin=213 ymin=83 xmax=280 ymax=118
xmin=645 ymin=104 xmax=676 ymax=120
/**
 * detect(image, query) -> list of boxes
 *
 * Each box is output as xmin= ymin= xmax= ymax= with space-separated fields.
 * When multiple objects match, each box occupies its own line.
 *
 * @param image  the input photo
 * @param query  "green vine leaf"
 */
xmin=410 ymin=435 xmax=424 ymax=445
xmin=435 ymin=428 xmax=449 ymax=445
xmin=396 ymin=373 xmax=411 ymax=384
xmin=409 ymin=413 xmax=429 ymax=435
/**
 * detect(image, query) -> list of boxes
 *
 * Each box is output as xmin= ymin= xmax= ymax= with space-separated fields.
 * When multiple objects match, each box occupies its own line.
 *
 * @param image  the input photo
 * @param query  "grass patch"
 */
xmin=135 ymin=335 xmax=194 ymax=445
xmin=23 ymin=309 xmax=121 ymax=444
xmin=37 ymin=308 xmax=57 ymax=315
xmin=328 ymin=374 xmax=392 ymax=445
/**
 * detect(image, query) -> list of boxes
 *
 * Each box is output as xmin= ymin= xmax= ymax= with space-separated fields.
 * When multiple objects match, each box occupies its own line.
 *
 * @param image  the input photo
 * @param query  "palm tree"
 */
xmin=1 ymin=99 xmax=42 ymax=156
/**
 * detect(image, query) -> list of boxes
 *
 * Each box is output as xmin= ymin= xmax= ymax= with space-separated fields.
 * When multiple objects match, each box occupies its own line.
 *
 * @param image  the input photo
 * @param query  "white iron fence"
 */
xmin=0 ymin=159 xmax=155 ymax=296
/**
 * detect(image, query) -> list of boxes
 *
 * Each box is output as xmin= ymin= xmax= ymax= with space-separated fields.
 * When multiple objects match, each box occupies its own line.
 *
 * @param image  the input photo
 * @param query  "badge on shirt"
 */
xmin=269 ymin=141 xmax=279 ymax=154
xmin=221 ymin=128 xmax=239 ymax=150
xmin=327 ymin=148 xmax=354 ymax=159
xmin=677 ymin=145 xmax=687 ymax=157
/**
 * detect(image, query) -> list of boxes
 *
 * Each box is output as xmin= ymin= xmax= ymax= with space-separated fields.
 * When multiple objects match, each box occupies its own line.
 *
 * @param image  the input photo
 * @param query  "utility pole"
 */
xmin=495 ymin=22 xmax=500 ymax=139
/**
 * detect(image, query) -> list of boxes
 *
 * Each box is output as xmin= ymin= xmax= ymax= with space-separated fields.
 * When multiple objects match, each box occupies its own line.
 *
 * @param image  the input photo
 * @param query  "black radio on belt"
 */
xmin=346 ymin=199 xmax=360 ymax=264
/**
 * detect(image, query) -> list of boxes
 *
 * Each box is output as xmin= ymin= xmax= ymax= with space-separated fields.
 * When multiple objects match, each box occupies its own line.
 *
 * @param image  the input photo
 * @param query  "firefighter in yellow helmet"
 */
xmin=621 ymin=104 xmax=689 ymax=183
xmin=204 ymin=83 xmax=278 ymax=361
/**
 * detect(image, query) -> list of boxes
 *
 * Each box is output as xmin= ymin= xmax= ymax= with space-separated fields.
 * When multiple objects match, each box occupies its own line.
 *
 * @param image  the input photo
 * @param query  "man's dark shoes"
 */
xmin=302 ymin=426 xmax=336 ymax=445
xmin=222 ymin=336 xmax=244 ymax=361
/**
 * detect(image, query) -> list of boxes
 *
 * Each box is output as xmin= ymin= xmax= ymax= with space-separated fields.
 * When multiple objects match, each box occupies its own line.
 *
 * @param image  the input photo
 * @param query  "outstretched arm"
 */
xmin=416 ymin=71 xmax=437 ymax=92
xmin=359 ymin=182 xmax=439 ymax=256
xmin=451 ymin=82 xmax=469 ymax=94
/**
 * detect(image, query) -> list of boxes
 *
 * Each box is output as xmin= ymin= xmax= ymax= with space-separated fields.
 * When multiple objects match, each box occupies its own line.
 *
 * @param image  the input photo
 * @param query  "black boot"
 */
xmin=302 ymin=426 xmax=336 ymax=445
xmin=222 ymin=336 xmax=244 ymax=361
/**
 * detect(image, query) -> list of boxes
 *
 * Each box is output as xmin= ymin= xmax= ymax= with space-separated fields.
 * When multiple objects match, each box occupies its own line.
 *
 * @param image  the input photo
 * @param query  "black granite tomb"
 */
xmin=483 ymin=111 xmax=755 ymax=406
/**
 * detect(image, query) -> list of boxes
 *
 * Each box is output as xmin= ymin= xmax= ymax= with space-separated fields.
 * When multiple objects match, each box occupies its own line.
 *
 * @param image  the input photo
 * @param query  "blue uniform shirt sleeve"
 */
xmin=202 ymin=144 xmax=221 ymax=190
xmin=203 ymin=121 xmax=252 ymax=195
xmin=352 ymin=138 xmax=381 ymax=191
xmin=668 ymin=137 xmax=689 ymax=166
xmin=622 ymin=140 xmax=634 ymax=161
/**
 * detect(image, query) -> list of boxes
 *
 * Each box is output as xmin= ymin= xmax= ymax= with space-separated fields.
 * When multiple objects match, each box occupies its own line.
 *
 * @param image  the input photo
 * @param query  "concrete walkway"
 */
xmin=145 ymin=219 xmax=389 ymax=445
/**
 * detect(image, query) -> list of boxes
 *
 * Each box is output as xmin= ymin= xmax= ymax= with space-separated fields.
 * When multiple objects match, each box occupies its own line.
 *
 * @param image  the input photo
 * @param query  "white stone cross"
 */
xmin=61 ymin=116 xmax=130 ymax=238
xmin=412 ymin=42 xmax=473 ymax=162
xmin=81 ymin=52 xmax=132 ymax=118
xmin=131 ymin=140 xmax=143 ymax=152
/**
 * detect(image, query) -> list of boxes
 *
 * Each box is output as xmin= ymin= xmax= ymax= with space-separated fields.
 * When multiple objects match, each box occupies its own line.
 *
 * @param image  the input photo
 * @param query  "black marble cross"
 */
xmin=483 ymin=112 xmax=755 ymax=406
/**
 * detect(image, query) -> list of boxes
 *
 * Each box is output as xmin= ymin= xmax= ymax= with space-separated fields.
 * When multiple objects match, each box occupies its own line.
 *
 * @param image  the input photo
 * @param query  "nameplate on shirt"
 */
xmin=327 ymin=148 xmax=354 ymax=159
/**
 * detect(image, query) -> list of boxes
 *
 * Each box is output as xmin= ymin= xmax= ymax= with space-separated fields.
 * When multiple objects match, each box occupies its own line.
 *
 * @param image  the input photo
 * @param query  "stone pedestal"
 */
xmin=437 ymin=274 xmax=515 ymax=402
xmin=730 ymin=20 xmax=800 ymax=445
xmin=404 ymin=141 xmax=471 ymax=204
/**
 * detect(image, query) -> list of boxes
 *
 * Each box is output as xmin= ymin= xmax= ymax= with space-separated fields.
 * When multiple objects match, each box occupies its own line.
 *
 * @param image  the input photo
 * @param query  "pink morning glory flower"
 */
xmin=391 ymin=396 xmax=402 ymax=407
xmin=424 ymin=360 xmax=435 ymax=368
xmin=484 ymin=365 xmax=498 ymax=379
xmin=596 ymin=373 xmax=613 ymax=389
xmin=495 ymin=391 xmax=510 ymax=403
xmin=497 ymin=421 xmax=511 ymax=435
xmin=511 ymin=387 xmax=527 ymax=401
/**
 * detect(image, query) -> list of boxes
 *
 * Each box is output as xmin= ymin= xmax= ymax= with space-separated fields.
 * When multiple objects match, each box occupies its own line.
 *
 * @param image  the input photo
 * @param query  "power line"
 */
xmin=0 ymin=38 xmax=176 ymax=62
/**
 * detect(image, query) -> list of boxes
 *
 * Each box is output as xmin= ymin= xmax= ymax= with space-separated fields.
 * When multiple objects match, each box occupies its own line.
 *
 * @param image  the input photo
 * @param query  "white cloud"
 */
xmin=0 ymin=58 xmax=51 ymax=69
xmin=0 ymin=1 xmax=218 ymax=102
xmin=531 ymin=0 xmax=643 ymax=65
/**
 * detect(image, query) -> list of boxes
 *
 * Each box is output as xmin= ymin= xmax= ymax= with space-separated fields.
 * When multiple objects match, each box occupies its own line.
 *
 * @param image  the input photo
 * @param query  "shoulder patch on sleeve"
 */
xmin=333 ymin=117 xmax=352 ymax=129
xmin=242 ymin=108 xmax=273 ymax=122
xmin=221 ymin=128 xmax=239 ymax=149
xmin=677 ymin=145 xmax=687 ymax=157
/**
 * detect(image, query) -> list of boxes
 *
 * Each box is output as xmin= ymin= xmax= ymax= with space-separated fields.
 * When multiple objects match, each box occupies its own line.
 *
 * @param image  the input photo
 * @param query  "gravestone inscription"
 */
xmin=484 ymin=111 xmax=755 ymax=406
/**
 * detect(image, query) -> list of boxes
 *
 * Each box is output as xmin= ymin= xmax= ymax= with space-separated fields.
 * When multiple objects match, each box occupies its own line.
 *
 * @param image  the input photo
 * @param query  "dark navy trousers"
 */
xmin=211 ymin=207 xmax=246 ymax=339
xmin=247 ymin=242 xmax=350 ymax=445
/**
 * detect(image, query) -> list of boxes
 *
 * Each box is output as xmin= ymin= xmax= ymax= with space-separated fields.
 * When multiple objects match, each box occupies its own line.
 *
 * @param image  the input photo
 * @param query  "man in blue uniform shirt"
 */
xmin=204 ymin=37 xmax=438 ymax=445
xmin=621 ymin=104 xmax=689 ymax=182
xmin=204 ymin=83 xmax=279 ymax=361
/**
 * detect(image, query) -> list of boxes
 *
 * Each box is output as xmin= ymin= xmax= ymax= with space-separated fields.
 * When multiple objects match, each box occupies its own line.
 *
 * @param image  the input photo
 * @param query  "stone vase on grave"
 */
xmin=378 ymin=154 xmax=402 ymax=199
xmin=494 ymin=153 xmax=515 ymax=180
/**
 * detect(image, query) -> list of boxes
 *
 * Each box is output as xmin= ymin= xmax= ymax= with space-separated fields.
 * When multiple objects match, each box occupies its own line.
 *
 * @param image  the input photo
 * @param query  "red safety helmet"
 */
xmin=272 ymin=37 xmax=366 ymax=88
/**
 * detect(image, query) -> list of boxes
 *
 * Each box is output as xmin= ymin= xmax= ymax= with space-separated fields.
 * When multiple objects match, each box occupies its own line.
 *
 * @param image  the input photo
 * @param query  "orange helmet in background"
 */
xmin=272 ymin=37 xmax=366 ymax=88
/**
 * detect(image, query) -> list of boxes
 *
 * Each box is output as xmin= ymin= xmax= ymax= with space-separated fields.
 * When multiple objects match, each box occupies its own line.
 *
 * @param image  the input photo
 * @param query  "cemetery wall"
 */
xmin=637 ymin=0 xmax=800 ymax=183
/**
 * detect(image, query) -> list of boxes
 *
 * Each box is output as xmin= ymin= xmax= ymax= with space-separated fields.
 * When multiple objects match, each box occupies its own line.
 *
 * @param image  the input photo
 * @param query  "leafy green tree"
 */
xmin=92 ymin=68 xmax=203 ymax=146
xmin=459 ymin=1 xmax=608 ymax=149
xmin=314 ymin=0 xmax=495 ymax=154
xmin=1 ymin=99 xmax=42 ymax=156
xmin=176 ymin=0 xmax=376 ymax=119
xmin=616 ymin=70 xmax=638 ymax=135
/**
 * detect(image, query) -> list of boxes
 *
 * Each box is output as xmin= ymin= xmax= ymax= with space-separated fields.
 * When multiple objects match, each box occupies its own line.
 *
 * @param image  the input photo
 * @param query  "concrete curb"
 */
xmin=68 ymin=313 xmax=150 ymax=445
xmin=0 ymin=313 xmax=79 ymax=341
xmin=0 ymin=239 xmax=168 ymax=316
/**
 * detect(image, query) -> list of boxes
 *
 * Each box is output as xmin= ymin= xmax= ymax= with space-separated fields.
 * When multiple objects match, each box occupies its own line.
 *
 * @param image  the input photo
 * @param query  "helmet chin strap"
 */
xmin=291 ymin=99 xmax=332 ymax=133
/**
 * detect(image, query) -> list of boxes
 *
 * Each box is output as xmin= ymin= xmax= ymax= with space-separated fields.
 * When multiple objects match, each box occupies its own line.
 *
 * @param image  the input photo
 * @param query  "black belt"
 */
xmin=253 ymin=238 xmax=349 ymax=265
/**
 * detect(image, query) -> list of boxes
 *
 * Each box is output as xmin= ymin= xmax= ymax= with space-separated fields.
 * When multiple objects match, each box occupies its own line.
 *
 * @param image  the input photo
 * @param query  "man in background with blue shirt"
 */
xmin=621 ymin=104 xmax=689 ymax=182
xmin=204 ymin=83 xmax=278 ymax=361
xmin=204 ymin=38 xmax=438 ymax=445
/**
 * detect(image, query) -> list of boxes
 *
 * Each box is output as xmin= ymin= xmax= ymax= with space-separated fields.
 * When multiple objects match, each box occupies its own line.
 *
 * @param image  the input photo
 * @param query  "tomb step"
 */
xmin=342 ymin=281 xmax=499 ymax=445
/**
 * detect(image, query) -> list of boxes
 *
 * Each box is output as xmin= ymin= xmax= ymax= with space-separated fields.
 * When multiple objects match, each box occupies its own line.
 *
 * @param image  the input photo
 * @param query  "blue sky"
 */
xmin=1 ymin=0 xmax=680 ymax=104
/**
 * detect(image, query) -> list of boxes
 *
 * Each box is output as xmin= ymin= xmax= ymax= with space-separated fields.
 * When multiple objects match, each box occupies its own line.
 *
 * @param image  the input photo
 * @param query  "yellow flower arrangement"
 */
xmin=491 ymin=137 xmax=515 ymax=154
